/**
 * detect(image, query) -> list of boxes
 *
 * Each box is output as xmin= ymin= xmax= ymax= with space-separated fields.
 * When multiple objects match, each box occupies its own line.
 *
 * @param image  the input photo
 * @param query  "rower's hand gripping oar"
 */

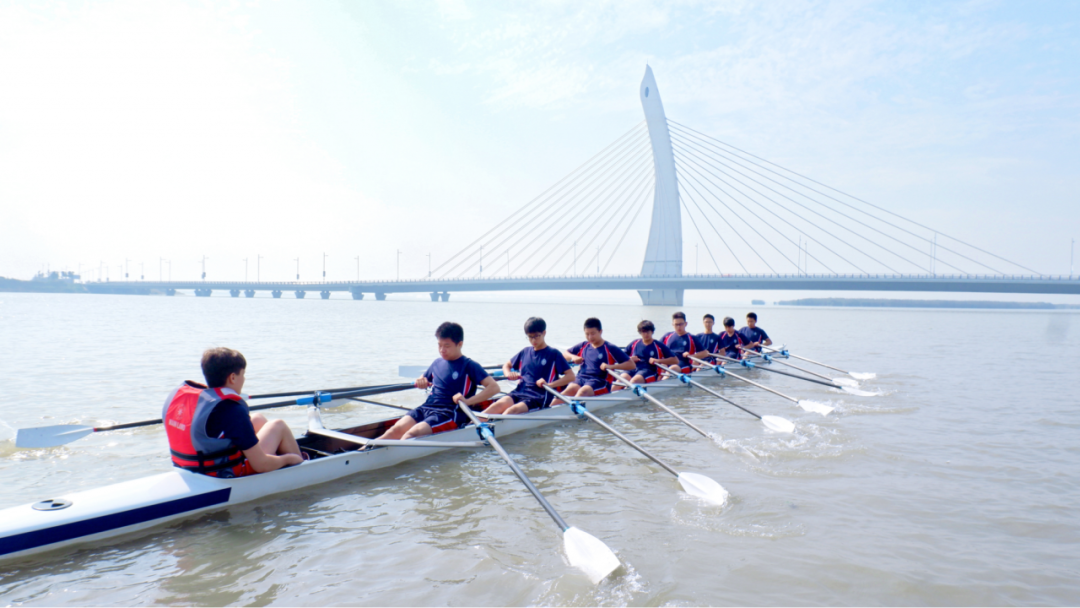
xmin=654 ymin=364 xmax=794 ymax=434
xmin=689 ymin=356 xmax=835 ymax=416
xmin=604 ymin=370 xmax=712 ymax=438
xmin=455 ymin=401 xmax=621 ymax=584
xmin=542 ymin=385 xmax=729 ymax=506
xmin=13 ymin=383 xmax=416 ymax=449
xmin=762 ymin=345 xmax=876 ymax=380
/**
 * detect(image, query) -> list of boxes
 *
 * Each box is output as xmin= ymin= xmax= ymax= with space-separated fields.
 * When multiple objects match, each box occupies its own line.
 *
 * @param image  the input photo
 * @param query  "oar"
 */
xmin=398 ymin=364 xmax=506 ymax=379
xmin=604 ymin=370 xmax=712 ymax=438
xmin=455 ymin=401 xmax=621 ymax=583
xmin=761 ymin=345 xmax=876 ymax=380
xmin=542 ymin=385 xmax=729 ymax=506
xmin=14 ymin=383 xmax=416 ymax=449
xmin=250 ymin=383 xmax=399 ymax=399
xmin=689 ymin=356 xmax=834 ymax=416
xmin=738 ymin=346 xmax=859 ymax=387
xmin=654 ymin=363 xmax=794 ymax=434
xmin=711 ymin=354 xmax=877 ymax=397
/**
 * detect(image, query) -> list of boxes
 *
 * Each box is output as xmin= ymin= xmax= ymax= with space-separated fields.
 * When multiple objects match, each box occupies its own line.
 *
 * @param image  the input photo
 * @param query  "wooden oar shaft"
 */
xmin=714 ymin=355 xmax=841 ymax=389
xmin=689 ymin=356 xmax=800 ymax=403
xmin=762 ymin=346 xmax=851 ymax=375
xmin=457 ymin=402 xmax=569 ymax=531
xmin=655 ymin=364 xmax=762 ymax=420
xmin=543 ymin=385 xmax=680 ymax=477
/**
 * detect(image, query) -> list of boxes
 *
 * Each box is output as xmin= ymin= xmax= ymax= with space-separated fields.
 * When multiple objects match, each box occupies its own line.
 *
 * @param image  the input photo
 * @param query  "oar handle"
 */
xmin=689 ymin=356 xmax=800 ymax=403
xmin=654 ymin=363 xmax=762 ymax=420
xmin=542 ymin=385 xmax=681 ymax=478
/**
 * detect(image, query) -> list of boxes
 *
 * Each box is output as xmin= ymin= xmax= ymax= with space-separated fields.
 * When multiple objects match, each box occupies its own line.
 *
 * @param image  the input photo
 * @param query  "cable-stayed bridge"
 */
xmin=87 ymin=67 xmax=1079 ymax=303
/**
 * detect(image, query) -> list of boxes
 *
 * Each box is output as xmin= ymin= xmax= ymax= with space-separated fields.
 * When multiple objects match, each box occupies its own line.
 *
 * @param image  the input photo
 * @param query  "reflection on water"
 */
xmin=1 ymin=294 xmax=1078 ymax=605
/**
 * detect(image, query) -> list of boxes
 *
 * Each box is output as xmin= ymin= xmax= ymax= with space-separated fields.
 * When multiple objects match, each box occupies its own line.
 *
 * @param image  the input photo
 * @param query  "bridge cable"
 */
xmin=679 ymin=190 xmax=724 ymax=275
xmin=600 ymin=173 xmax=655 ymax=274
xmin=672 ymin=126 xmax=955 ymax=275
xmin=674 ymin=162 xmax=759 ymax=274
xmin=430 ymin=121 xmax=646 ymax=278
xmin=669 ymin=120 xmax=1037 ymax=276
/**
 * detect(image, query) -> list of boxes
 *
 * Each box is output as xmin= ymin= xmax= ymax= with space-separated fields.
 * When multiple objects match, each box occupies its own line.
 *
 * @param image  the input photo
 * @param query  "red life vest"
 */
xmin=162 ymin=381 xmax=249 ymax=477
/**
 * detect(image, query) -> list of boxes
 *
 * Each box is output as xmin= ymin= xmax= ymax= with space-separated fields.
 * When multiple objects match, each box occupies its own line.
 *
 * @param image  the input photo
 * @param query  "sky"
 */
xmin=1 ymin=0 xmax=1078 ymax=284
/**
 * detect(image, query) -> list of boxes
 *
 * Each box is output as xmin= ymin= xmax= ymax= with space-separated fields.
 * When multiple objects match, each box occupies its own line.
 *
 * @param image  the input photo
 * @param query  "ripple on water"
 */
xmin=670 ymin=495 xmax=807 ymax=540
xmin=537 ymin=559 xmax=650 ymax=607
xmin=712 ymin=422 xmax=865 ymax=477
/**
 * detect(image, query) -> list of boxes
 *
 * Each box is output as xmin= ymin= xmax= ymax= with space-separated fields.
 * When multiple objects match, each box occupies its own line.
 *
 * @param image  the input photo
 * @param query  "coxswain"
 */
xmin=561 ymin=317 xmax=635 ymax=397
xmin=373 ymin=322 xmax=500 ymax=441
xmin=163 ymin=347 xmax=303 ymax=478
xmin=659 ymin=311 xmax=705 ymax=372
xmin=483 ymin=317 xmax=575 ymax=416
xmin=717 ymin=316 xmax=749 ymax=359
xmin=621 ymin=320 xmax=678 ymax=384
xmin=739 ymin=311 xmax=773 ymax=353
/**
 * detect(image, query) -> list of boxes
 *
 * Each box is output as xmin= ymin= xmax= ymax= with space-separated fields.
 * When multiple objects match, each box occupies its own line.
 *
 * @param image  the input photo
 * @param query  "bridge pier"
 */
xmin=230 ymin=289 xmax=240 ymax=298
xmin=295 ymin=290 xmax=306 ymax=299
xmin=195 ymin=288 xmax=212 ymax=298
xmin=320 ymin=291 xmax=331 ymax=300
xmin=440 ymin=292 xmax=450 ymax=302
xmin=245 ymin=289 xmax=255 ymax=298
xmin=351 ymin=289 xmax=364 ymax=300
xmin=429 ymin=291 xmax=439 ymax=302
xmin=375 ymin=292 xmax=387 ymax=301
xmin=272 ymin=290 xmax=282 ymax=299
xmin=166 ymin=288 xmax=176 ymax=296
xmin=638 ymin=288 xmax=683 ymax=306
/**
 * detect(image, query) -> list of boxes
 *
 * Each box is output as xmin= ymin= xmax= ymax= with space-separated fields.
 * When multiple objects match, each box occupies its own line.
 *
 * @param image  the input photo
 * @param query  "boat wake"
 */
xmin=0 ymin=419 xmax=15 ymax=458
xmin=713 ymin=422 xmax=861 ymax=473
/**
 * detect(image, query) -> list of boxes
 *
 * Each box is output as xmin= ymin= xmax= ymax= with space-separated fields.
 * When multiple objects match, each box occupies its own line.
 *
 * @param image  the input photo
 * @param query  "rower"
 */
xmin=659 ymin=311 xmax=705 ymax=373
xmin=562 ymin=317 xmax=635 ymax=397
xmin=695 ymin=314 xmax=722 ymax=363
xmin=739 ymin=311 xmax=773 ymax=353
xmin=483 ymin=317 xmax=575 ymax=416
xmin=373 ymin=322 xmax=500 ymax=441
xmin=162 ymin=347 xmax=303 ymax=478
xmin=621 ymin=320 xmax=678 ymax=385
xmin=717 ymin=317 xmax=749 ymax=359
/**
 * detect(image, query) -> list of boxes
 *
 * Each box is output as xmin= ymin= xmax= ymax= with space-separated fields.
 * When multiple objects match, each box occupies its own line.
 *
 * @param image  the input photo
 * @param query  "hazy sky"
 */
xmin=1 ymin=0 xmax=1077 ymax=282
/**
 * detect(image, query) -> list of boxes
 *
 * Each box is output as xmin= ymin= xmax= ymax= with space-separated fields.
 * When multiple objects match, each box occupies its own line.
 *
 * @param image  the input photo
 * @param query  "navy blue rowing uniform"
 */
xmin=507 ymin=345 xmax=572 ymax=410
xmin=660 ymin=331 xmax=700 ymax=371
xmin=624 ymin=339 xmax=674 ymax=381
xmin=409 ymin=356 xmax=490 ymax=433
xmin=568 ymin=340 xmax=630 ymax=395
xmin=739 ymin=326 xmax=770 ymax=352
xmin=695 ymin=332 xmax=721 ymax=361
xmin=716 ymin=331 xmax=748 ymax=359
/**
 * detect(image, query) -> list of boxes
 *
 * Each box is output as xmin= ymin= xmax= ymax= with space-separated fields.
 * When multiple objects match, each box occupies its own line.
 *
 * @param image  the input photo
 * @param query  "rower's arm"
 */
xmin=763 ymin=337 xmax=773 ymax=346
xmin=563 ymin=349 xmax=583 ymax=364
xmin=502 ymin=360 xmax=518 ymax=380
xmin=464 ymin=376 xmax=501 ymax=407
xmin=688 ymin=349 xmax=712 ymax=360
xmin=656 ymin=355 xmax=679 ymax=366
xmin=545 ymin=368 xmax=576 ymax=390
xmin=609 ymin=359 xmax=636 ymax=372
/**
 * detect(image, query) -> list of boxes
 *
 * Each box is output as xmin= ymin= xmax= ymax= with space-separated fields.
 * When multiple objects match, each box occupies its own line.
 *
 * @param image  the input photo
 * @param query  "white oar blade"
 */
xmin=15 ymin=425 xmax=93 ymax=449
xmin=850 ymin=372 xmax=876 ymax=380
xmin=797 ymin=400 xmax=834 ymax=416
xmin=563 ymin=526 xmax=621 ymax=584
xmin=832 ymin=377 xmax=859 ymax=387
xmin=841 ymin=386 xmax=878 ymax=397
xmin=398 ymin=365 xmax=428 ymax=379
xmin=761 ymin=415 xmax=795 ymax=434
xmin=677 ymin=472 xmax=729 ymax=506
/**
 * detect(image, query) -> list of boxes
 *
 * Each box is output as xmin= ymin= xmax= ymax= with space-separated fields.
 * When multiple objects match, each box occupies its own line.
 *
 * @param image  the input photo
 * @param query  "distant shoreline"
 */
xmin=776 ymin=297 xmax=1080 ymax=310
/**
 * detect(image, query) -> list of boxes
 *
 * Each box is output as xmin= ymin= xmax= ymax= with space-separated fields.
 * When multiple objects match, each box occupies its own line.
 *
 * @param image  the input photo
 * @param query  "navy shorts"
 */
xmin=405 ymin=404 xmax=471 ymax=434
xmin=631 ymin=369 xmax=660 ymax=383
xmin=508 ymin=388 xmax=549 ymax=411
xmin=575 ymin=375 xmax=610 ymax=395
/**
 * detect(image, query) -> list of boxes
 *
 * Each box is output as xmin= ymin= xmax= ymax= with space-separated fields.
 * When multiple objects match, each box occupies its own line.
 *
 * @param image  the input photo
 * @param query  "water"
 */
xmin=1 ymin=293 xmax=1078 ymax=605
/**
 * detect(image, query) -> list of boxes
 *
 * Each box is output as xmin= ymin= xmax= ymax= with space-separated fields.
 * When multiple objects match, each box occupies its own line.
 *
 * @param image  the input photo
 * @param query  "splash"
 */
xmin=839 ymin=386 xmax=882 ymax=397
xmin=832 ymin=377 xmax=860 ymax=387
xmin=0 ymin=419 xmax=15 ymax=458
xmin=850 ymin=372 xmax=877 ymax=380
xmin=798 ymin=400 xmax=834 ymax=416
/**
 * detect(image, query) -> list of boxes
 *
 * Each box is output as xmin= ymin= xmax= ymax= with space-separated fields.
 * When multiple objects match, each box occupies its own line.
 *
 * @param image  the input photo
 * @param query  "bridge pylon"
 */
xmin=638 ymin=66 xmax=683 ymax=306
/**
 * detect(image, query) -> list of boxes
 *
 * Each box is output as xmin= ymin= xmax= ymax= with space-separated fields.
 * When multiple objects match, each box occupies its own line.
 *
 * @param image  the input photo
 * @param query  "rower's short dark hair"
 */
xmin=703 ymin=313 xmax=715 ymax=321
xmin=747 ymin=312 xmax=758 ymax=320
xmin=723 ymin=317 xmax=735 ymax=327
xmin=672 ymin=311 xmax=686 ymax=321
xmin=584 ymin=317 xmax=602 ymax=331
xmin=435 ymin=321 xmax=464 ymax=344
xmin=201 ymin=347 xmax=247 ymax=388
xmin=637 ymin=320 xmax=655 ymax=333
xmin=524 ymin=317 xmax=546 ymax=334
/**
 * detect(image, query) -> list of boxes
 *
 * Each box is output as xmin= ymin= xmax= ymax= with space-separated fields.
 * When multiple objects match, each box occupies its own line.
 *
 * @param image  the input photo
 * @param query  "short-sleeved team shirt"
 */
xmin=568 ymin=340 xmax=630 ymax=382
xmin=739 ymin=326 xmax=770 ymax=352
xmin=660 ymin=331 xmax=701 ymax=367
xmin=696 ymin=332 xmax=721 ymax=358
xmin=423 ymin=356 xmax=490 ymax=409
xmin=624 ymin=339 xmax=675 ymax=377
xmin=717 ymin=331 xmax=748 ymax=359
xmin=205 ymin=399 xmax=259 ymax=452
xmin=509 ymin=345 xmax=572 ymax=395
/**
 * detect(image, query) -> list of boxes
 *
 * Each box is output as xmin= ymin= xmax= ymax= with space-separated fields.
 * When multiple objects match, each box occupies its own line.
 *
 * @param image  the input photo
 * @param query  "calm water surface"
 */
xmin=0 ymin=293 xmax=1077 ymax=606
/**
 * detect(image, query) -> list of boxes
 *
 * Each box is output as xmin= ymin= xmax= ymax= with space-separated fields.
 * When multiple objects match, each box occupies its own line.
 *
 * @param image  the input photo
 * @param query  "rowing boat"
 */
xmin=0 ymin=368 xmax=736 ymax=563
